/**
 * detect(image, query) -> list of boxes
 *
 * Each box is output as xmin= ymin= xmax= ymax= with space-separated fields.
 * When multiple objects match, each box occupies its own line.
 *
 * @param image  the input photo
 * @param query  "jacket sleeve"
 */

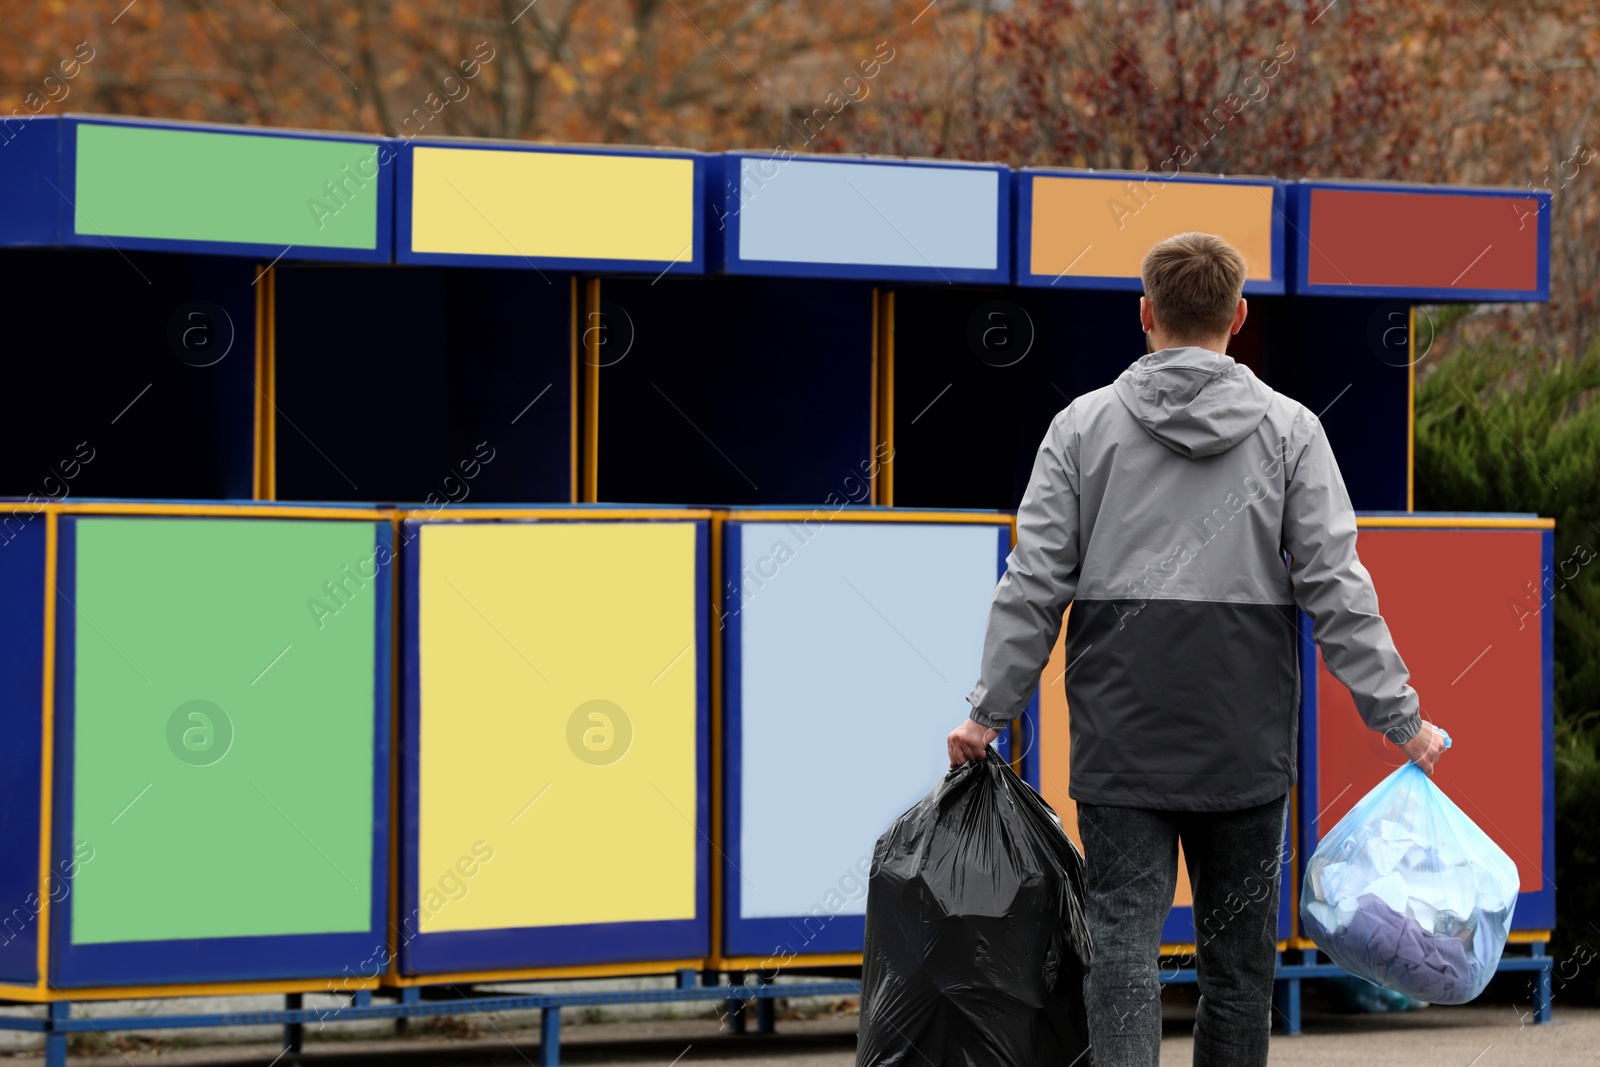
xmin=965 ymin=408 xmax=1081 ymax=729
xmin=1282 ymin=412 xmax=1422 ymax=744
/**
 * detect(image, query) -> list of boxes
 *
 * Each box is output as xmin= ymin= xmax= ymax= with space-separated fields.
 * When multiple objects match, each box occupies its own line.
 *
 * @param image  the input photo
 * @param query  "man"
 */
xmin=947 ymin=232 xmax=1447 ymax=1067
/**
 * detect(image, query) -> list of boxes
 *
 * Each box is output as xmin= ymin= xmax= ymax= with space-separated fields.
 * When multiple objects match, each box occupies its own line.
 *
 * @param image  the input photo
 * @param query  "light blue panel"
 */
xmin=737 ymin=159 xmax=998 ymax=270
xmin=736 ymin=520 xmax=1001 ymax=919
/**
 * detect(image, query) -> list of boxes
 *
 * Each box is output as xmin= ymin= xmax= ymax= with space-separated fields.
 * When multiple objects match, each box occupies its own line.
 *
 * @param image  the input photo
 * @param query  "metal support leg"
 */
xmin=755 ymin=973 xmax=776 ymax=1034
xmin=676 ymin=968 xmax=698 ymax=989
xmin=725 ymin=973 xmax=747 ymax=1035
xmin=1533 ymin=943 xmax=1553 ymax=1024
xmin=354 ymin=989 xmax=373 ymax=1007
xmin=539 ymin=1006 xmax=561 ymax=1067
xmin=396 ymin=985 xmax=422 ymax=1035
xmin=1273 ymin=972 xmax=1302 ymax=1036
xmin=283 ymin=992 xmax=304 ymax=1055
xmin=44 ymin=1002 xmax=69 ymax=1067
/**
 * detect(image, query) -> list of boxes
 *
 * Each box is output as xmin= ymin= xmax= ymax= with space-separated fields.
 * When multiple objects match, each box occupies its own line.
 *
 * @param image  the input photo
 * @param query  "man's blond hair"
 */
xmin=1140 ymin=232 xmax=1249 ymax=341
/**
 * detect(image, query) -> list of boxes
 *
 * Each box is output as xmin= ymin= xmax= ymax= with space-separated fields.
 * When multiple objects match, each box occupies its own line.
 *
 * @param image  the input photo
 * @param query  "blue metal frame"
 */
xmin=394 ymin=139 xmax=706 ymax=274
xmin=1296 ymin=606 xmax=1320 ymax=920
xmin=1018 ymin=689 xmax=1042 ymax=792
xmin=1013 ymin=168 xmax=1286 ymax=294
xmin=2 ymin=949 xmax=1557 ymax=1067
xmin=714 ymin=153 xmax=1012 ymax=285
xmin=0 ymin=116 xmax=64 ymax=246
xmin=56 ymin=116 xmax=394 ymax=264
xmin=0 ymin=515 xmax=48 ymax=983
xmin=1538 ymin=528 xmax=1557 ymax=928
xmin=721 ymin=519 xmax=1011 ymax=959
xmin=1 ymin=978 xmax=866 ymax=1067
xmin=0 ymin=953 xmax=1555 ymax=1062
xmin=48 ymin=516 xmax=394 ymax=986
xmin=1285 ymin=180 xmax=1552 ymax=301
xmin=398 ymin=517 xmax=712 ymax=974
xmin=0 ymin=952 xmax=1557 ymax=1067
xmin=1295 ymin=524 xmax=1556 ymax=931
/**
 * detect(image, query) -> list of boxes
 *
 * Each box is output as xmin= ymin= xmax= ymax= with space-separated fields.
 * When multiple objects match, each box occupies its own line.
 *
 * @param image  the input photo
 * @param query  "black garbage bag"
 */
xmin=856 ymin=749 xmax=1092 ymax=1067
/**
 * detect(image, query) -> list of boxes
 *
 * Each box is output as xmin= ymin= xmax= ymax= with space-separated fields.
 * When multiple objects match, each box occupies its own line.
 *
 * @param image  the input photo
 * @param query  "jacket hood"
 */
xmin=1112 ymin=346 xmax=1274 ymax=458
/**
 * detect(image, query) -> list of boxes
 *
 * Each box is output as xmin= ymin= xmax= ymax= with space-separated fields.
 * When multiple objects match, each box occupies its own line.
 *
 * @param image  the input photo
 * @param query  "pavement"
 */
xmin=22 ymin=998 xmax=1599 ymax=1067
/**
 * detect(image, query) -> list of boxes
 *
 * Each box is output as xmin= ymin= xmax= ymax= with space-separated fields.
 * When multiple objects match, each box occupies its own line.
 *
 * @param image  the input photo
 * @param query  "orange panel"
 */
xmin=1030 ymin=175 xmax=1275 ymax=282
xmin=1037 ymin=611 xmax=1192 ymax=907
xmin=1315 ymin=529 xmax=1544 ymax=894
xmin=1037 ymin=621 xmax=1078 ymax=848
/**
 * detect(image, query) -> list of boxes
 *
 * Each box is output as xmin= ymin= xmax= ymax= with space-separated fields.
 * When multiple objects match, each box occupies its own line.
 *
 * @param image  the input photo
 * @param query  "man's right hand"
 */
xmin=1398 ymin=721 xmax=1447 ymax=775
xmin=948 ymin=718 xmax=1000 ymax=768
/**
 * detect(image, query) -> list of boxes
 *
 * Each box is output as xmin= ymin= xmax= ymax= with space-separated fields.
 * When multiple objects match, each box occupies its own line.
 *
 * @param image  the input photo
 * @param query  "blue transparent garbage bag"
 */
xmin=1301 ymin=732 xmax=1518 ymax=1004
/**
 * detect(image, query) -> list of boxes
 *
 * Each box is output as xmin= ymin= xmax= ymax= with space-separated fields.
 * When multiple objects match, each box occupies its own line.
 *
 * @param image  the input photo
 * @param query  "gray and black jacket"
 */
xmin=966 ymin=346 xmax=1422 ymax=812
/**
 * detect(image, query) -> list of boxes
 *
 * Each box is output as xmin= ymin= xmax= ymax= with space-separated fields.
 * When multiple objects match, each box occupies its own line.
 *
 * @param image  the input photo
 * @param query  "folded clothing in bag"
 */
xmin=856 ymin=751 xmax=1091 ymax=1067
xmin=1301 ymin=733 xmax=1518 ymax=1005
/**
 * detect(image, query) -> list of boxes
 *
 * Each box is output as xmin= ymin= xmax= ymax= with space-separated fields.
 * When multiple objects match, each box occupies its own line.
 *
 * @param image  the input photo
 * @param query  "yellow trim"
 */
xmin=263 ymin=267 xmax=277 ymax=500
xmin=570 ymin=276 xmax=580 ymax=504
xmin=388 ymin=959 xmax=705 ymax=987
xmin=1159 ymin=942 xmax=1292 ymax=958
xmin=1356 ymin=516 xmax=1554 ymax=530
xmin=401 ymin=507 xmax=713 ymax=522
xmin=0 ymin=976 xmax=382 ymax=1003
xmin=1292 ymin=932 xmax=1553 ymax=949
xmin=714 ymin=953 xmax=863 ymax=970
xmin=583 ymin=277 xmax=602 ymax=503
xmin=709 ymin=514 xmax=726 ymax=966
xmin=869 ymin=286 xmax=880 ymax=505
xmin=1407 ymin=306 xmax=1415 ymax=513
xmin=1275 ymin=930 xmax=1543 ymax=950
xmin=253 ymin=269 xmax=266 ymax=500
xmin=44 ymin=502 xmax=388 ymax=520
xmin=36 ymin=510 xmax=58 ymax=986
xmin=879 ymin=290 xmax=895 ymax=506
xmin=721 ymin=509 xmax=1008 ymax=525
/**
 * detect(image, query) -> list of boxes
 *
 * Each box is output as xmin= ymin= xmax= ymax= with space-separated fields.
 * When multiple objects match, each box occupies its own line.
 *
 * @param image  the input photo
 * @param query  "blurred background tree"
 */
xmin=4 ymin=0 xmax=1597 ymax=998
xmin=6 ymin=1 xmax=1594 ymax=354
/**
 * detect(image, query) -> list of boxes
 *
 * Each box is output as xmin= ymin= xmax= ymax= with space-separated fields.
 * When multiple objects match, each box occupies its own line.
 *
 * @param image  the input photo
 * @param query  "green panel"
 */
xmin=74 ymin=123 xmax=379 ymax=250
xmin=70 ymin=518 xmax=379 ymax=944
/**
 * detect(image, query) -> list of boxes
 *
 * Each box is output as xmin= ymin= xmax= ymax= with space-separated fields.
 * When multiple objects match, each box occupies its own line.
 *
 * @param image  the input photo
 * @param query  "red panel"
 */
xmin=1316 ymin=529 xmax=1544 ymax=894
xmin=1307 ymin=189 xmax=1540 ymax=291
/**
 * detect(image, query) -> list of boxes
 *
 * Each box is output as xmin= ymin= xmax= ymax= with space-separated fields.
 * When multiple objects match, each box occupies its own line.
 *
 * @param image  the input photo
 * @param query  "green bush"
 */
xmin=1553 ymin=722 xmax=1600 ymax=1003
xmin=1415 ymin=338 xmax=1600 ymax=1002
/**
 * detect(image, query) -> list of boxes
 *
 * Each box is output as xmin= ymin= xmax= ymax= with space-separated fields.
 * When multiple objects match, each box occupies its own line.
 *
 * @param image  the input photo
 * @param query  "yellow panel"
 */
xmin=1030 ymin=176 xmax=1274 ymax=281
xmin=411 ymin=147 xmax=695 ymax=262
xmin=1037 ymin=612 xmax=1191 ymax=907
xmin=417 ymin=522 xmax=700 ymax=931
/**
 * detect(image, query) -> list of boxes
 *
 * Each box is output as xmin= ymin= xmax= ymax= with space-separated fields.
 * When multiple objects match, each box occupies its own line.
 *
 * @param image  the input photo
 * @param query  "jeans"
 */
xmin=1076 ymin=793 xmax=1289 ymax=1067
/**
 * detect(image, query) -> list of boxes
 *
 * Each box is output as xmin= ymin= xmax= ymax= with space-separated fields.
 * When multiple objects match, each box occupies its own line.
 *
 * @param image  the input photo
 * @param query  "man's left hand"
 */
xmin=948 ymin=717 xmax=1000 ymax=768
